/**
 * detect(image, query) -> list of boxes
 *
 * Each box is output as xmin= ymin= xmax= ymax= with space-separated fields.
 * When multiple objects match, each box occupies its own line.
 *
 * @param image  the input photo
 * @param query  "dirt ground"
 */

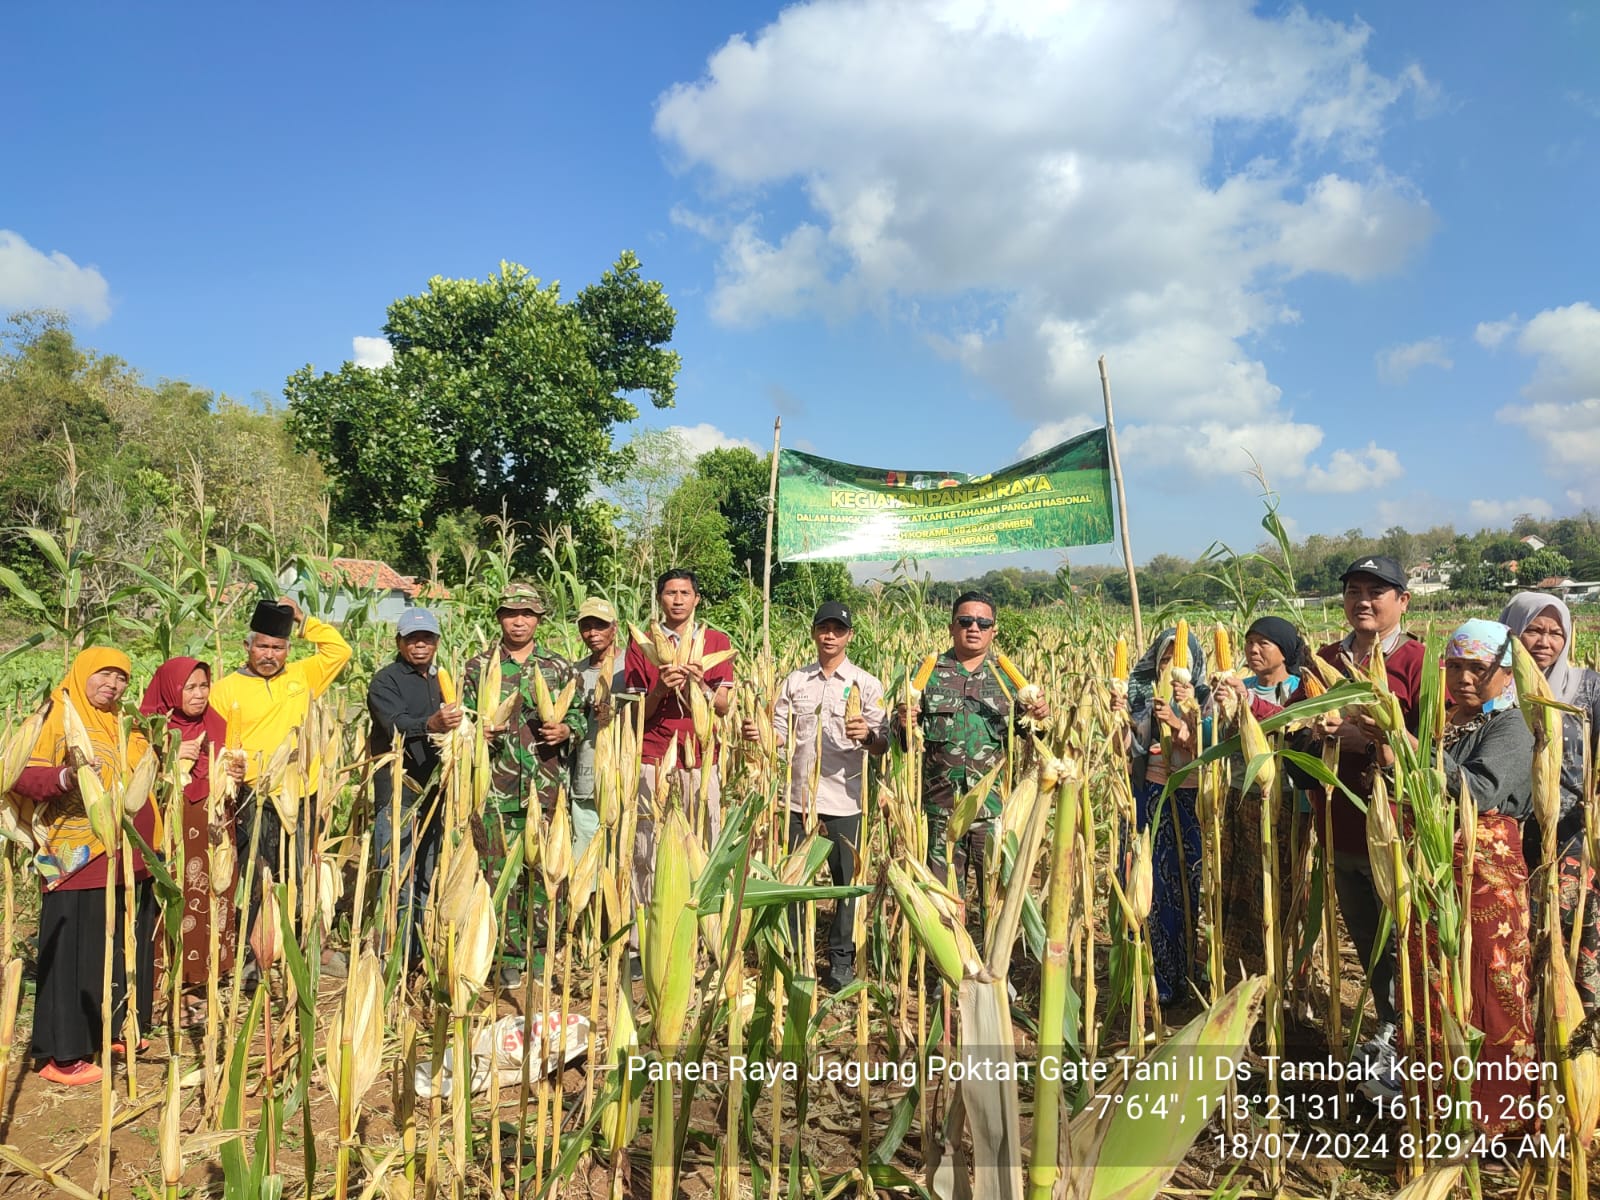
xmin=0 ymin=913 xmax=1583 ymax=1199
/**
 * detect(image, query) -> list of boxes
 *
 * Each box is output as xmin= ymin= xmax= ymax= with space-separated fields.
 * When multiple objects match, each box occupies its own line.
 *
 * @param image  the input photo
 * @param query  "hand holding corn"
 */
xmin=426 ymin=701 xmax=463 ymax=734
xmin=536 ymin=721 xmax=573 ymax=746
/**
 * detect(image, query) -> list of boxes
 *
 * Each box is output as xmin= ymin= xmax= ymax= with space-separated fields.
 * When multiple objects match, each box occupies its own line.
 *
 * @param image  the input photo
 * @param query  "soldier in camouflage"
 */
xmin=890 ymin=591 xmax=1049 ymax=925
xmin=462 ymin=582 xmax=588 ymax=979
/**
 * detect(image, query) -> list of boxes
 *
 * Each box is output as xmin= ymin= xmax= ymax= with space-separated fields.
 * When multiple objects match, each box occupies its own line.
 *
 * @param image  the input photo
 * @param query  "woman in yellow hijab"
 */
xmin=11 ymin=648 xmax=156 ymax=1086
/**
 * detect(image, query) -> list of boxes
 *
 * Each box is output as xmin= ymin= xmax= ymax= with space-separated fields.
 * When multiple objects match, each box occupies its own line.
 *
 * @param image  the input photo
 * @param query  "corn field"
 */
xmin=0 ymin=520 xmax=1597 ymax=1200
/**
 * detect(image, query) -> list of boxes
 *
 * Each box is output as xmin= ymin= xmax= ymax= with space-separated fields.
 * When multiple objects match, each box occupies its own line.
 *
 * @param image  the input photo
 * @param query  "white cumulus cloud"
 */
xmin=1469 ymin=496 xmax=1554 ymax=524
xmin=1497 ymin=301 xmax=1600 ymax=472
xmin=0 ymin=230 xmax=112 ymax=323
xmin=1304 ymin=443 xmax=1404 ymax=492
xmin=1474 ymin=315 xmax=1519 ymax=349
xmin=351 ymin=336 xmax=394 ymax=369
xmin=666 ymin=422 xmax=760 ymax=456
xmin=657 ymin=0 xmax=1436 ymax=486
xmin=1376 ymin=338 xmax=1452 ymax=384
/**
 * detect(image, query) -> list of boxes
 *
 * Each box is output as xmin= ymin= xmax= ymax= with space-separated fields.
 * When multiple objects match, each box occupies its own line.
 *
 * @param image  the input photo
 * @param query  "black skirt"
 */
xmin=31 ymin=881 xmax=157 ymax=1065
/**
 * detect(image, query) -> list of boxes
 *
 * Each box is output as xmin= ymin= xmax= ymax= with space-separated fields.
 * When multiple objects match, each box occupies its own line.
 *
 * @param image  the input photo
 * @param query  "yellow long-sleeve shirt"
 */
xmin=209 ymin=615 xmax=353 ymax=792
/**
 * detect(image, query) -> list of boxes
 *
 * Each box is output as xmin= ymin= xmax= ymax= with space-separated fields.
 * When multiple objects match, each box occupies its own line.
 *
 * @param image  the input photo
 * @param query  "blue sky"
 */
xmin=4 ymin=2 xmax=1597 ymax=576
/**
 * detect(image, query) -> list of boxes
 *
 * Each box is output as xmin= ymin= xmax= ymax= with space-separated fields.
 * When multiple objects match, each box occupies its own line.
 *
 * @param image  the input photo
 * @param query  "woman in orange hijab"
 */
xmin=11 ymin=648 xmax=155 ymax=1087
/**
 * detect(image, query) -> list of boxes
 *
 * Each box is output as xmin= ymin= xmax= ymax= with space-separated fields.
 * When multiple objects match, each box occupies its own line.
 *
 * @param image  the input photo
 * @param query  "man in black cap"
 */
xmin=741 ymin=601 xmax=886 ymax=989
xmin=211 ymin=594 xmax=353 ymax=974
xmin=1304 ymin=554 xmax=1425 ymax=1098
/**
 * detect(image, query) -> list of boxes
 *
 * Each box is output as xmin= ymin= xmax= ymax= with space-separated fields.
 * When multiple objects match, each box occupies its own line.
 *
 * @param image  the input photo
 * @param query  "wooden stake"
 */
xmin=761 ymin=418 xmax=782 ymax=665
xmin=1098 ymin=356 xmax=1143 ymax=650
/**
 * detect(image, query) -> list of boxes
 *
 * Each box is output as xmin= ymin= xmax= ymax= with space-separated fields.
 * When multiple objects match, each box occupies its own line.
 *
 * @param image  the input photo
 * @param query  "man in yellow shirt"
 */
xmin=211 ymin=596 xmax=352 ymax=974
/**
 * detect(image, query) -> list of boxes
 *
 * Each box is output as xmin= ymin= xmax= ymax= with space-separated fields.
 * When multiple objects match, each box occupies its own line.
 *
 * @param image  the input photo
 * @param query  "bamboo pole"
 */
xmin=1098 ymin=355 xmax=1143 ymax=650
xmin=761 ymin=418 xmax=782 ymax=666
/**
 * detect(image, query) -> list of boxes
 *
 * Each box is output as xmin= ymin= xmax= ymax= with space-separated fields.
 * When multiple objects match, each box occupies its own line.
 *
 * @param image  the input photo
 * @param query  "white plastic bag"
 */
xmin=414 ymin=1012 xmax=591 ymax=1100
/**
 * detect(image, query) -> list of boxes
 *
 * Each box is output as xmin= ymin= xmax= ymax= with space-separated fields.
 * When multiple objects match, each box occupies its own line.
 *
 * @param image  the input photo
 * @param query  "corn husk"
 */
xmin=690 ymin=684 xmax=714 ymax=746
xmin=568 ymin=834 xmax=603 ymax=915
xmin=844 ymin=685 xmax=862 ymax=724
xmin=60 ymin=696 xmax=96 ymax=768
xmin=1237 ymin=703 xmax=1278 ymax=800
xmin=1365 ymin=775 xmax=1409 ymax=927
xmin=886 ymin=861 xmax=985 ymax=985
xmin=543 ymin=794 xmax=572 ymax=892
xmin=476 ymin=654 xmax=505 ymax=726
xmin=326 ymin=950 xmax=385 ymax=1116
xmin=1127 ymin=832 xmax=1153 ymax=923
xmin=77 ymin=764 xmax=116 ymax=851
xmin=643 ymin=809 xmax=698 ymax=1053
xmin=317 ymin=858 xmax=342 ymax=935
xmin=453 ymin=878 xmax=497 ymax=994
xmin=1547 ymin=933 xmax=1600 ymax=1149
xmin=699 ymin=648 xmax=736 ymax=672
xmin=120 ymin=752 xmax=158 ymax=816
xmin=0 ymin=710 xmax=45 ymax=794
xmin=598 ymin=984 xmax=642 ymax=1152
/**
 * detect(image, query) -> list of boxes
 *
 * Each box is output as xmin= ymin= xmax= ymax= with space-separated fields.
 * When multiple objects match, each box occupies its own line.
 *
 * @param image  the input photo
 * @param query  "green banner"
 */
xmin=776 ymin=430 xmax=1115 ymax=562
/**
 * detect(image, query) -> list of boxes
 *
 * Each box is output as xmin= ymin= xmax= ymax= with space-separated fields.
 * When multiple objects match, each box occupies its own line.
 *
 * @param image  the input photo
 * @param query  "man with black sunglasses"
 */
xmin=890 ymin=591 xmax=1049 ymax=923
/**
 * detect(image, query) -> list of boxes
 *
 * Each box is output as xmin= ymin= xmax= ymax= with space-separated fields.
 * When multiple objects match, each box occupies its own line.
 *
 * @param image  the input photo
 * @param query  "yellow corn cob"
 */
xmin=995 ymin=652 xmax=1028 ymax=691
xmin=1213 ymin=625 xmax=1232 ymax=674
xmin=844 ymin=684 xmax=862 ymax=723
xmin=437 ymin=667 xmax=456 ymax=706
xmin=1172 ymin=619 xmax=1190 ymax=672
xmin=1112 ymin=637 xmax=1129 ymax=681
xmin=1301 ymin=670 xmax=1327 ymax=699
xmin=910 ymin=653 xmax=938 ymax=692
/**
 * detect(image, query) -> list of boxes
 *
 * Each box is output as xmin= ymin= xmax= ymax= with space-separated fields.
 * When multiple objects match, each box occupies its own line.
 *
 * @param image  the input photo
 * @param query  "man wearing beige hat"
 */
xmin=569 ymin=597 xmax=627 ymax=861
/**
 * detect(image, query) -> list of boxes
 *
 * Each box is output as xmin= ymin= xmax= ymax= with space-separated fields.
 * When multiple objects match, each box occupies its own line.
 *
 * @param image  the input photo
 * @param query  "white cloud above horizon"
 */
xmin=1497 ymin=300 xmax=1600 ymax=473
xmin=0 ymin=230 xmax=112 ymax=323
xmin=351 ymin=335 xmax=394 ymax=369
xmin=657 ymin=0 xmax=1436 ymax=489
xmin=1468 ymin=496 xmax=1555 ymax=524
xmin=1474 ymin=315 xmax=1519 ymax=349
xmin=665 ymin=421 xmax=761 ymax=456
xmin=1376 ymin=337 xmax=1452 ymax=384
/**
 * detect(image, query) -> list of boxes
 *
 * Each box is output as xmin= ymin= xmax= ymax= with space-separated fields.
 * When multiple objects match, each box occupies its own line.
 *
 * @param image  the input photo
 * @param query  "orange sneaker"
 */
xmin=110 ymin=1039 xmax=151 ymax=1056
xmin=39 ymin=1059 xmax=103 ymax=1086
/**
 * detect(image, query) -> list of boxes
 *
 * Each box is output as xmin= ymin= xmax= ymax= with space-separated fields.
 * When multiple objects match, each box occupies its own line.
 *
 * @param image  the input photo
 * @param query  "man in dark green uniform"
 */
xmin=462 ymin=581 xmax=587 ymax=981
xmin=890 ymin=591 xmax=1049 ymax=922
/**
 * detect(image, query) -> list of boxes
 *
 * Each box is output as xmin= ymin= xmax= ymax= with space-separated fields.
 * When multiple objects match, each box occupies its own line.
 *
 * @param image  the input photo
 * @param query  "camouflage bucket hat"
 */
xmin=496 ymin=581 xmax=550 ymax=615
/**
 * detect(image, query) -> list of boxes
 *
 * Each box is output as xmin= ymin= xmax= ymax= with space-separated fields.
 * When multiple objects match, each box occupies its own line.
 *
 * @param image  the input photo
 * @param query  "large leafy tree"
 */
xmin=284 ymin=253 xmax=678 ymax=568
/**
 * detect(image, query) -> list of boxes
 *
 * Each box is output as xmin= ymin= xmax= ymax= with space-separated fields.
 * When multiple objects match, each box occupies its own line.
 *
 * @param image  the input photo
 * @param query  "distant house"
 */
xmin=1519 ymin=535 xmax=1548 ymax=552
xmin=1406 ymin=560 xmax=1453 ymax=596
xmin=277 ymin=557 xmax=441 ymax=624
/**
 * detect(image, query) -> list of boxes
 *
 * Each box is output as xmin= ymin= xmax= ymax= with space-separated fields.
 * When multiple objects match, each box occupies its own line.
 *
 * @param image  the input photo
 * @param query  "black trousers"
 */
xmin=234 ymin=785 xmax=315 ymax=948
xmin=787 ymin=810 xmax=860 ymax=976
xmin=32 ymin=881 xmax=156 ymax=1064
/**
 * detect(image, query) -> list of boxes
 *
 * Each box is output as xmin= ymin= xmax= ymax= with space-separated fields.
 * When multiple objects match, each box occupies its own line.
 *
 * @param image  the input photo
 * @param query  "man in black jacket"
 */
xmin=368 ymin=606 xmax=461 ymax=963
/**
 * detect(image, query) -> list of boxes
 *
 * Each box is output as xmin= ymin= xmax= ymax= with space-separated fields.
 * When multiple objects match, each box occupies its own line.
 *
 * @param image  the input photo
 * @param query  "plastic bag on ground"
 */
xmin=414 ymin=1012 xmax=591 ymax=1100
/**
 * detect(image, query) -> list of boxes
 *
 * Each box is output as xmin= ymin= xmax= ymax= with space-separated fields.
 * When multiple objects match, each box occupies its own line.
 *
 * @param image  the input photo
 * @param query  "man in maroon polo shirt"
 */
xmin=624 ymin=569 xmax=735 ymax=968
xmin=1308 ymin=555 xmax=1425 ymax=1086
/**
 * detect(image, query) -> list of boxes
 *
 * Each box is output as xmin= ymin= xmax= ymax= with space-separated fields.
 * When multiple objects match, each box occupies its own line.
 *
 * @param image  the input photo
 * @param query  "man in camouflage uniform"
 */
xmin=890 ymin=591 xmax=1049 ymax=925
xmin=462 ymin=582 xmax=587 ymax=979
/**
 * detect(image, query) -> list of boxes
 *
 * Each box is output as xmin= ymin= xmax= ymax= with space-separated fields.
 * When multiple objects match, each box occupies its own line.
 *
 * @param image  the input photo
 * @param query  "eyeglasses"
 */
xmin=955 ymin=615 xmax=995 ymax=630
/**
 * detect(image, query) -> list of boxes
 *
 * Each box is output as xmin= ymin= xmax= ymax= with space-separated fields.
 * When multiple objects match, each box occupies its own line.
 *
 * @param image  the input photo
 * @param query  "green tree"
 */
xmin=1517 ymin=546 xmax=1572 ymax=585
xmin=284 ymin=253 xmax=678 ymax=572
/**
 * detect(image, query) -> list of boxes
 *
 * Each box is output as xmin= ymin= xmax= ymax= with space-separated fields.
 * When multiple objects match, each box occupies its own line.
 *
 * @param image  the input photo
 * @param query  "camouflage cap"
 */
xmin=495 ymin=581 xmax=549 ymax=614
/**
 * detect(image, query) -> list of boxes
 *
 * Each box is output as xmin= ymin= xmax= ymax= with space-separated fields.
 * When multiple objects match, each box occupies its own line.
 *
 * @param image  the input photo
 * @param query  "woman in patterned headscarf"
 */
xmin=9 ymin=648 xmax=154 ymax=1087
xmin=1382 ymin=620 xmax=1538 ymax=1134
xmin=139 ymin=657 xmax=243 ymax=1026
xmin=1501 ymin=591 xmax=1600 ymax=1014
xmin=1110 ymin=626 xmax=1211 ymax=1007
